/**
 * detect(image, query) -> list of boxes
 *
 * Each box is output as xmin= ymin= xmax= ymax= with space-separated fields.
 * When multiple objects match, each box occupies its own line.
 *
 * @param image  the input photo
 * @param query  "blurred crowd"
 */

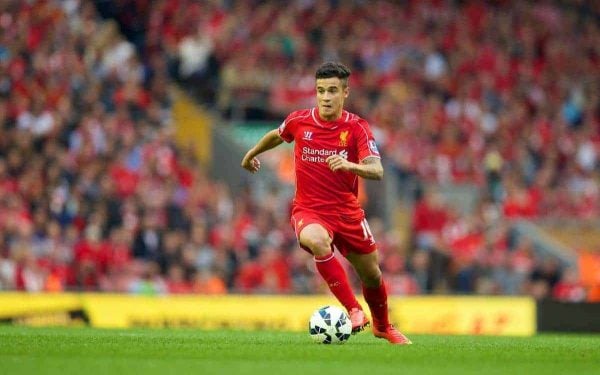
xmin=0 ymin=0 xmax=598 ymax=302
xmin=127 ymin=0 xmax=600 ymax=220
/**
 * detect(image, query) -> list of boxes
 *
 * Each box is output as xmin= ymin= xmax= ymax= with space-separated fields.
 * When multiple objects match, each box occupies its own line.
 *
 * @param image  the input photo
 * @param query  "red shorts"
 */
xmin=290 ymin=207 xmax=377 ymax=257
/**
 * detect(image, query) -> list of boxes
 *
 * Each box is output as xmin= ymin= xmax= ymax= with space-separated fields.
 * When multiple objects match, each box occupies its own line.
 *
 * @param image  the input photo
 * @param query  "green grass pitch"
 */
xmin=0 ymin=326 xmax=598 ymax=375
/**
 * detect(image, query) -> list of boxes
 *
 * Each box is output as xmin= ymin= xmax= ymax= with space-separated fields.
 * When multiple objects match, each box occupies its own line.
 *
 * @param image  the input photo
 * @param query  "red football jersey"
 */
xmin=278 ymin=108 xmax=381 ymax=218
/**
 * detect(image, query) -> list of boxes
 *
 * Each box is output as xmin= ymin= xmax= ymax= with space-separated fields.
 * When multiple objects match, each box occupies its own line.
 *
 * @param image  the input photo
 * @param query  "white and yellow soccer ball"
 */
xmin=308 ymin=305 xmax=352 ymax=344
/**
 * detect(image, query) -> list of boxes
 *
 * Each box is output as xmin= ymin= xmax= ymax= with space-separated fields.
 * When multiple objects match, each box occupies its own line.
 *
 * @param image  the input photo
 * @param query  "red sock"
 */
xmin=363 ymin=280 xmax=390 ymax=329
xmin=314 ymin=253 xmax=361 ymax=311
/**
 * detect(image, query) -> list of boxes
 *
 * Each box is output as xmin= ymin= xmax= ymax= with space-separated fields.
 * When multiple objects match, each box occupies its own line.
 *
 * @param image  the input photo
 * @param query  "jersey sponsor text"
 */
xmin=301 ymin=146 xmax=345 ymax=163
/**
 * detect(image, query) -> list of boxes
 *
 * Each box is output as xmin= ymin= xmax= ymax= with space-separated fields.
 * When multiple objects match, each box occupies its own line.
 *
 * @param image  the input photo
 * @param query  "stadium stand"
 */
xmin=0 ymin=0 xmax=598 ymax=302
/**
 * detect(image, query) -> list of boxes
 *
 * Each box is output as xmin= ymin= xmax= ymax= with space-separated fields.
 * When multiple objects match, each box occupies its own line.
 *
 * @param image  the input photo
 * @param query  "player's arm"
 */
xmin=241 ymin=129 xmax=284 ymax=173
xmin=326 ymin=155 xmax=384 ymax=180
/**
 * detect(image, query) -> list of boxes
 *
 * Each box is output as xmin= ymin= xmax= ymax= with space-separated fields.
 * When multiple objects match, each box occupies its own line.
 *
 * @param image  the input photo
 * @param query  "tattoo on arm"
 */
xmin=361 ymin=157 xmax=380 ymax=165
xmin=356 ymin=157 xmax=383 ymax=180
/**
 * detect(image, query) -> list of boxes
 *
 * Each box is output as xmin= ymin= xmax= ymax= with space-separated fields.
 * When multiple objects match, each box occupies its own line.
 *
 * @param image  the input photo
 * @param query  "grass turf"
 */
xmin=0 ymin=326 xmax=598 ymax=375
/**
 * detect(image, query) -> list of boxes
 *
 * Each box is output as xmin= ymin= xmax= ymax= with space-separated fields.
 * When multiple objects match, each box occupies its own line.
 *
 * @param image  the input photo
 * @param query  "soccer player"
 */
xmin=241 ymin=62 xmax=411 ymax=345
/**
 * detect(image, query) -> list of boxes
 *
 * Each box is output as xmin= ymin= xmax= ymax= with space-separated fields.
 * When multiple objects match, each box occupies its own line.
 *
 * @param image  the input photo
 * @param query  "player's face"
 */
xmin=316 ymin=77 xmax=348 ymax=121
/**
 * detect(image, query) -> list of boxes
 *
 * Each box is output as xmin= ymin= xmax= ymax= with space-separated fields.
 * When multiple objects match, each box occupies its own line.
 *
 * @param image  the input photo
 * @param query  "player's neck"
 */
xmin=317 ymin=108 xmax=344 ymax=122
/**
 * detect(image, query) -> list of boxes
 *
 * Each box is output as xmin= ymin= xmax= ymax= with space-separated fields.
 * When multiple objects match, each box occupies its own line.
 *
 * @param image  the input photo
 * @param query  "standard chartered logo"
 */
xmin=301 ymin=147 xmax=347 ymax=163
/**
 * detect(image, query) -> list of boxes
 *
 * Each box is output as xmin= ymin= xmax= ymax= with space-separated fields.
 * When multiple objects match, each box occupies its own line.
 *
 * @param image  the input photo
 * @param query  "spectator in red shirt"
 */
xmin=552 ymin=267 xmax=586 ymax=302
xmin=412 ymin=189 xmax=449 ymax=251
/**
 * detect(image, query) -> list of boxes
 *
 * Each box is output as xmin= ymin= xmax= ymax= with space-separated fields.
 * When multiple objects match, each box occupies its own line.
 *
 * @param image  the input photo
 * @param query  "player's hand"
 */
xmin=241 ymin=152 xmax=261 ymax=173
xmin=326 ymin=154 xmax=352 ymax=172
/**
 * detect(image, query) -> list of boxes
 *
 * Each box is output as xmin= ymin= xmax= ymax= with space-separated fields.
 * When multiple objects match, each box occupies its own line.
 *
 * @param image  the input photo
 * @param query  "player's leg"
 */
xmin=345 ymin=250 xmax=412 ymax=345
xmin=298 ymin=223 xmax=365 ymax=328
xmin=344 ymin=250 xmax=387 ymax=324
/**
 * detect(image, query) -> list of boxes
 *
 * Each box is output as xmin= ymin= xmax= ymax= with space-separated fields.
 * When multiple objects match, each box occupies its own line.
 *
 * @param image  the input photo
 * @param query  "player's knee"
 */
xmin=303 ymin=236 xmax=331 ymax=257
xmin=360 ymin=267 xmax=382 ymax=288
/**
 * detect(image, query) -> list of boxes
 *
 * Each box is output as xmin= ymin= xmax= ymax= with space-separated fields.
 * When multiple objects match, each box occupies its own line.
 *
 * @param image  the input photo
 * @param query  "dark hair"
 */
xmin=315 ymin=62 xmax=351 ymax=86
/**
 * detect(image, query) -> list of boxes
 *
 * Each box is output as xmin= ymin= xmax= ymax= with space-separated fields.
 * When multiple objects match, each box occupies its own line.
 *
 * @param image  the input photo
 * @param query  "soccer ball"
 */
xmin=308 ymin=305 xmax=352 ymax=344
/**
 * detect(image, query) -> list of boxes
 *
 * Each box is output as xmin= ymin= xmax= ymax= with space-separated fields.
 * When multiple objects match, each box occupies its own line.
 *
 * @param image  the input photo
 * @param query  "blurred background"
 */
xmin=0 ymin=0 xmax=599 ymax=305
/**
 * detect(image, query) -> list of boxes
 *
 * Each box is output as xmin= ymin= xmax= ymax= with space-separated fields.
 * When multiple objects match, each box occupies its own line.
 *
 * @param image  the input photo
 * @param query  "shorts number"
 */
xmin=360 ymin=219 xmax=373 ymax=241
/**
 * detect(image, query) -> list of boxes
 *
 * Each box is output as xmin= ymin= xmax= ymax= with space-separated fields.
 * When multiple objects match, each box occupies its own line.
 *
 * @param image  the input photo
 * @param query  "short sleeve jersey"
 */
xmin=278 ymin=108 xmax=380 ymax=218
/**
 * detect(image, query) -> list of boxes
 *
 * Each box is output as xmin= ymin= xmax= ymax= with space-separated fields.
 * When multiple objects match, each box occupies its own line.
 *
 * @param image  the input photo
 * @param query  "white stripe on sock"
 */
xmin=314 ymin=253 xmax=335 ymax=263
